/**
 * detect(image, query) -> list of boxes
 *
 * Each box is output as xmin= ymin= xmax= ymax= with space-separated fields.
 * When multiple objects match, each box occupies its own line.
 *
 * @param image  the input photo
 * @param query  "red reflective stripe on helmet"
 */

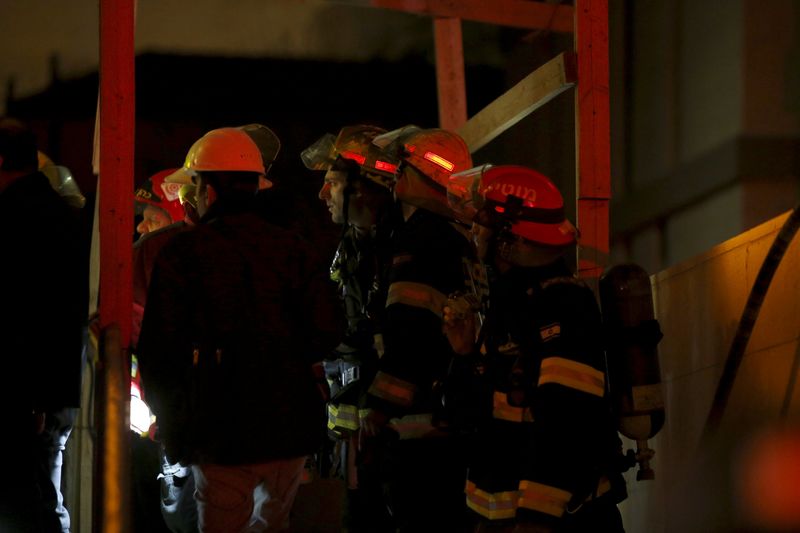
xmin=369 ymin=371 xmax=416 ymax=406
xmin=465 ymin=480 xmax=519 ymax=520
xmin=423 ymin=151 xmax=455 ymax=171
xmin=517 ymin=480 xmax=572 ymax=518
xmin=375 ymin=160 xmax=398 ymax=174
xmin=340 ymin=150 xmax=366 ymax=165
xmin=538 ymin=357 xmax=605 ymax=397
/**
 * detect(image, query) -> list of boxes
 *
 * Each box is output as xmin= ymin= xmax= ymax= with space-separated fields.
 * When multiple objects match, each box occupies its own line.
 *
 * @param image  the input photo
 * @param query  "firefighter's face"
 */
xmin=136 ymin=205 xmax=172 ymax=236
xmin=319 ymin=169 xmax=347 ymax=224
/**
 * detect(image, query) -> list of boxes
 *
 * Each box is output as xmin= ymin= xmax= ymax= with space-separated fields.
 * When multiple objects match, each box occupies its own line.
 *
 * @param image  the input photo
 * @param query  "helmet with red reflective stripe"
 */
xmin=301 ymin=125 xmax=397 ymax=189
xmin=134 ymin=168 xmax=185 ymax=223
xmin=448 ymin=164 xmax=577 ymax=247
xmin=373 ymin=125 xmax=472 ymax=217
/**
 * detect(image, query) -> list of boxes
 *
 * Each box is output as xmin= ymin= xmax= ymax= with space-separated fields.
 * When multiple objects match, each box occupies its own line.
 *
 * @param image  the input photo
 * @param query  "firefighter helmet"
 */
xmin=134 ymin=168 xmax=185 ymax=223
xmin=373 ymin=126 xmax=472 ymax=216
xmin=239 ymin=123 xmax=280 ymax=189
xmin=37 ymin=151 xmax=86 ymax=209
xmin=183 ymin=127 xmax=265 ymax=176
xmin=301 ymin=125 xmax=397 ymax=189
xmin=448 ymin=164 xmax=577 ymax=247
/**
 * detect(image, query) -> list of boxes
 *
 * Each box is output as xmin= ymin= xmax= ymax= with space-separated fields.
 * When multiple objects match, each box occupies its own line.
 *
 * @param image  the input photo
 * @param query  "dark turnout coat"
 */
xmin=138 ymin=200 xmax=339 ymax=465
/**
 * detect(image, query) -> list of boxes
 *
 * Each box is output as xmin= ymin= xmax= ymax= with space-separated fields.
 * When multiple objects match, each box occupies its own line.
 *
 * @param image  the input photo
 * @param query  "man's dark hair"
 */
xmin=202 ymin=171 xmax=260 ymax=200
xmin=0 ymin=118 xmax=38 ymax=173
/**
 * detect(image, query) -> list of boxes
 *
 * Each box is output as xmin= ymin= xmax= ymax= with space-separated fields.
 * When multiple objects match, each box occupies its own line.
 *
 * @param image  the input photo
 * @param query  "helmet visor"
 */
xmin=301 ymin=133 xmax=337 ymax=171
xmin=447 ymin=164 xmax=493 ymax=221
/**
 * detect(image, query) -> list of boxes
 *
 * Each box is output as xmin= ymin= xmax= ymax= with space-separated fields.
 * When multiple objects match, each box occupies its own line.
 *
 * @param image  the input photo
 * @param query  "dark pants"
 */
xmin=1 ymin=410 xmax=73 ymax=533
xmin=378 ymin=434 xmax=471 ymax=533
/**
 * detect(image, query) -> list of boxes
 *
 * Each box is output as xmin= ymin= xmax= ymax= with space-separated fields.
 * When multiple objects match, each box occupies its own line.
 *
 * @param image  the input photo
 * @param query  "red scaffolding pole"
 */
xmin=97 ymin=0 xmax=135 ymax=530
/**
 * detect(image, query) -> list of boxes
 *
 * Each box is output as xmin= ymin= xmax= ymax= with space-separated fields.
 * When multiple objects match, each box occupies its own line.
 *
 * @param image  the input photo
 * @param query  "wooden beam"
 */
xmin=575 ymin=0 xmax=610 ymax=281
xmin=457 ymin=52 xmax=576 ymax=153
xmin=434 ymin=17 xmax=467 ymax=131
xmin=337 ymin=0 xmax=574 ymax=33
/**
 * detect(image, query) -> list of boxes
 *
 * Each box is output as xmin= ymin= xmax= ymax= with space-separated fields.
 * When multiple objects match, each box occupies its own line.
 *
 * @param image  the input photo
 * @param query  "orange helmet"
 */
xmin=184 ymin=127 xmax=265 ymax=176
xmin=301 ymin=125 xmax=397 ymax=188
xmin=448 ymin=164 xmax=577 ymax=247
xmin=134 ymin=168 xmax=185 ymax=223
xmin=373 ymin=126 xmax=472 ymax=215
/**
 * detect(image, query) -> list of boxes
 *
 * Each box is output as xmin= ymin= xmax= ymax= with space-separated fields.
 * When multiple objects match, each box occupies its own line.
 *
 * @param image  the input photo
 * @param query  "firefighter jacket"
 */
xmin=365 ymin=208 xmax=477 ymax=437
xmin=137 ymin=198 xmax=340 ymax=465
xmin=465 ymin=260 xmax=624 ymax=525
xmin=0 ymin=171 xmax=86 ymax=412
xmin=325 ymin=224 xmax=392 ymax=436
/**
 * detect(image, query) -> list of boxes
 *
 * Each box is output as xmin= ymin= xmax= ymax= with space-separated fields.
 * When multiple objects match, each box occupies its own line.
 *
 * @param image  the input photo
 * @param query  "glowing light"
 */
xmin=130 ymin=382 xmax=154 ymax=435
xmin=495 ymin=206 xmax=506 ymax=213
xmin=423 ymin=151 xmax=455 ymax=171
xmin=375 ymin=160 xmax=398 ymax=174
xmin=340 ymin=150 xmax=366 ymax=165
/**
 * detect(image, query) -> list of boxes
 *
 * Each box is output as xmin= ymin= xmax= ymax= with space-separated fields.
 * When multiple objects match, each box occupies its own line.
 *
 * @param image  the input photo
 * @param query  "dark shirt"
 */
xmin=138 ymin=198 xmax=340 ymax=464
xmin=0 ymin=172 xmax=85 ymax=411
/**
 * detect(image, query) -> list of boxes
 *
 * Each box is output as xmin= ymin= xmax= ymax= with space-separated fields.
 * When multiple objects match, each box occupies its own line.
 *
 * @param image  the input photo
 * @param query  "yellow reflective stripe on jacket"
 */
xmin=465 ymin=480 xmax=518 ymax=520
xmin=538 ymin=357 xmax=605 ymax=397
xmin=492 ymin=391 xmax=533 ymax=423
xmin=386 ymin=281 xmax=447 ymax=318
xmin=327 ymin=403 xmax=360 ymax=431
xmin=368 ymin=371 xmax=416 ymax=406
xmin=517 ymin=480 xmax=572 ymax=518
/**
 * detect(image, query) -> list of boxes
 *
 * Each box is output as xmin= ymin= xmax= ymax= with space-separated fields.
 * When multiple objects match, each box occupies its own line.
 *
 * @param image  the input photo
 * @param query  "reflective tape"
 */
xmin=539 ymin=323 xmax=561 ymax=342
xmin=492 ymin=391 xmax=533 ymax=423
xmin=386 ymin=281 xmax=447 ymax=318
xmin=518 ymin=480 xmax=572 ymax=518
xmin=368 ymin=371 xmax=416 ymax=406
xmin=538 ymin=357 xmax=605 ymax=397
xmin=465 ymin=480 xmax=518 ymax=520
xmin=327 ymin=403 xmax=360 ymax=431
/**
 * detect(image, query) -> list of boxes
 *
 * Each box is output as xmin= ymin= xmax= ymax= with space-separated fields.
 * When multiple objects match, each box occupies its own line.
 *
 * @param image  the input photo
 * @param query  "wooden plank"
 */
xmin=575 ymin=0 xmax=610 ymax=280
xmin=457 ymin=52 xmax=576 ymax=153
xmin=434 ymin=17 xmax=467 ymax=131
xmin=337 ymin=0 xmax=574 ymax=33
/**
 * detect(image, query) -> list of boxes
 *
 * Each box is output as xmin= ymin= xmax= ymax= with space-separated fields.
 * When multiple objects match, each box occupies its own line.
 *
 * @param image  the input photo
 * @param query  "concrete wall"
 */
xmin=619 ymin=209 xmax=800 ymax=532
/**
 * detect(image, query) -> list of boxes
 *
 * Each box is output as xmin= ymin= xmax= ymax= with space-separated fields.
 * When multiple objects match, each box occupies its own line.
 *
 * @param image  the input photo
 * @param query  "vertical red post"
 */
xmin=434 ymin=17 xmax=468 ymax=131
xmin=575 ymin=0 xmax=610 ymax=281
xmin=98 ymin=0 xmax=134 ymax=531
xmin=99 ymin=0 xmax=134 ymax=342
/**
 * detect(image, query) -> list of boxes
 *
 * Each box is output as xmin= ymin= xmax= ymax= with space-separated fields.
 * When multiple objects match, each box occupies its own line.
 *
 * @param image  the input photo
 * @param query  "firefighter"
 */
xmin=446 ymin=164 xmax=626 ymax=532
xmin=357 ymin=125 xmax=479 ymax=532
xmin=134 ymin=169 xmax=186 ymax=237
xmin=301 ymin=125 xmax=398 ymax=532
xmin=138 ymin=126 xmax=339 ymax=532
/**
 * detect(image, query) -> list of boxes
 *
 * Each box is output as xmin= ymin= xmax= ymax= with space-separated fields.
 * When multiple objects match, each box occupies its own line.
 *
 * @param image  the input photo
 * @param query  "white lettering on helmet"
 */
xmin=499 ymin=183 xmax=537 ymax=203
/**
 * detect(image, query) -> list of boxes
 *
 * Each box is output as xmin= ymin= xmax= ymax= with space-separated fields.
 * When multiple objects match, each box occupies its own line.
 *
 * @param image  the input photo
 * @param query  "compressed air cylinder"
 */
xmin=600 ymin=264 xmax=665 ymax=479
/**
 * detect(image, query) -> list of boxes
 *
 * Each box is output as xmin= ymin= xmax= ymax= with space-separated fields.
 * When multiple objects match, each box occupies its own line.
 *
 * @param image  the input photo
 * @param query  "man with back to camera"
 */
xmin=138 ymin=127 xmax=338 ymax=532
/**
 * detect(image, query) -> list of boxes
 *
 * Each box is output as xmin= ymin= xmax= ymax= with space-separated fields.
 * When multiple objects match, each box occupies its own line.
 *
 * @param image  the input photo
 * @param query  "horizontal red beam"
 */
xmin=350 ymin=0 xmax=574 ymax=33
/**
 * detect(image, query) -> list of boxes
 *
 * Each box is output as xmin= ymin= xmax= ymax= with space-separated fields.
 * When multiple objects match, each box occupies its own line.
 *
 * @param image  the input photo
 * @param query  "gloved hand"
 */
xmin=443 ymin=292 xmax=478 ymax=355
